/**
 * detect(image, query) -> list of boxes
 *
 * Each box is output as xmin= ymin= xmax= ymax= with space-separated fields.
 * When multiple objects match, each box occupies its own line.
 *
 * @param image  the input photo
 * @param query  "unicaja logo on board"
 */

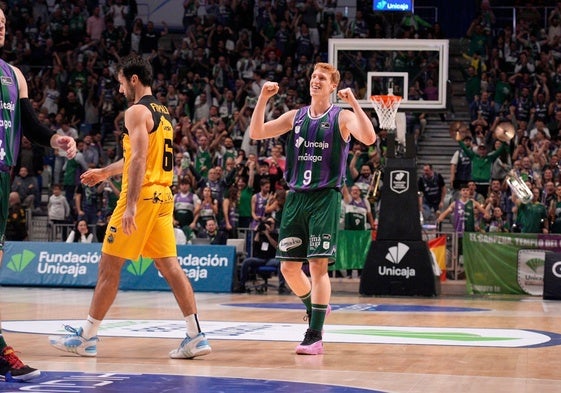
xmin=378 ymin=242 xmax=416 ymax=278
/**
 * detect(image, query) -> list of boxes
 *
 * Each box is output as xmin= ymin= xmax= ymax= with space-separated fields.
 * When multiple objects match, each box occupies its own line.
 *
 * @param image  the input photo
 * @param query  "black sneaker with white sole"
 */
xmin=0 ymin=356 xmax=40 ymax=382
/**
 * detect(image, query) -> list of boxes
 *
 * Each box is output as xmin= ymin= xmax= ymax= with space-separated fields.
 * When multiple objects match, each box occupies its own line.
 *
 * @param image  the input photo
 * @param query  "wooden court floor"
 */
xmin=1 ymin=285 xmax=560 ymax=393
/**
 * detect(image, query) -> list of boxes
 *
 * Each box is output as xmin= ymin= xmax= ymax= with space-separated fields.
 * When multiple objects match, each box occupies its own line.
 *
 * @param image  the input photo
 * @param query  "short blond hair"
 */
xmin=314 ymin=63 xmax=340 ymax=86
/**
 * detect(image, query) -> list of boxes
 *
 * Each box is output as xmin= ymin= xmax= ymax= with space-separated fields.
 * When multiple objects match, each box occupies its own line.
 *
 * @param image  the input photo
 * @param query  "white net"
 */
xmin=370 ymin=95 xmax=402 ymax=130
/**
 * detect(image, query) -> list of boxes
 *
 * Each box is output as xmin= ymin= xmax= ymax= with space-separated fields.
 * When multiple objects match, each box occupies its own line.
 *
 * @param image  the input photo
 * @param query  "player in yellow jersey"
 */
xmin=49 ymin=54 xmax=211 ymax=359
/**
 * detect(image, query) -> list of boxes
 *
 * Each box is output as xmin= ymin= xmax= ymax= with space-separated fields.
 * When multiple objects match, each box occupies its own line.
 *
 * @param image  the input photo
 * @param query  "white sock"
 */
xmin=185 ymin=314 xmax=201 ymax=338
xmin=82 ymin=315 xmax=102 ymax=339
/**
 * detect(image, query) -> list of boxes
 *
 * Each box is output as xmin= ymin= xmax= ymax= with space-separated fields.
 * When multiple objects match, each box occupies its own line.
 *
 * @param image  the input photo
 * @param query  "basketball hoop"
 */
xmin=370 ymin=94 xmax=402 ymax=131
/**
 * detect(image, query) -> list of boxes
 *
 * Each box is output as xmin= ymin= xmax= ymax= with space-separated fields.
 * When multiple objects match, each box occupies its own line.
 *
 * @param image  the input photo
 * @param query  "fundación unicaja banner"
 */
xmin=0 ymin=242 xmax=235 ymax=292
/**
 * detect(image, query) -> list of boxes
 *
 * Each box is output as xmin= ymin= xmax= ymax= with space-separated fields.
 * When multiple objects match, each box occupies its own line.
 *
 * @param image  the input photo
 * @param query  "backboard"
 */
xmin=328 ymin=39 xmax=449 ymax=111
xmin=366 ymin=71 xmax=409 ymax=100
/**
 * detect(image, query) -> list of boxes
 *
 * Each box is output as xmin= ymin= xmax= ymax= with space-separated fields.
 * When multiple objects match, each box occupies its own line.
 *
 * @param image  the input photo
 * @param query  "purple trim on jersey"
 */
xmin=255 ymin=192 xmax=267 ymax=217
xmin=453 ymin=199 xmax=466 ymax=233
xmin=350 ymin=198 xmax=368 ymax=209
xmin=0 ymin=59 xmax=20 ymax=171
xmin=250 ymin=192 xmax=268 ymax=230
xmin=287 ymin=105 xmax=348 ymax=191
xmin=174 ymin=192 xmax=195 ymax=211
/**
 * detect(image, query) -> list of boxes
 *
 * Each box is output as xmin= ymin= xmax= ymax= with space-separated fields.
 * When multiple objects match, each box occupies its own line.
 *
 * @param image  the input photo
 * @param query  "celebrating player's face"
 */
xmin=309 ymin=70 xmax=331 ymax=96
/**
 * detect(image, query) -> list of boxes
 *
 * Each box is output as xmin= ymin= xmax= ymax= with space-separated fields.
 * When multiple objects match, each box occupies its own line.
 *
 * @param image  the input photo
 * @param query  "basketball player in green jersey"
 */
xmin=250 ymin=63 xmax=376 ymax=354
xmin=0 ymin=7 xmax=76 ymax=381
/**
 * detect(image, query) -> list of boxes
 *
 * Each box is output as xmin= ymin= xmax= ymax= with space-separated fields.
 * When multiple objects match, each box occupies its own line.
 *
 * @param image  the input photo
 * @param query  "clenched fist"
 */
xmin=260 ymin=81 xmax=279 ymax=99
xmin=337 ymin=88 xmax=356 ymax=105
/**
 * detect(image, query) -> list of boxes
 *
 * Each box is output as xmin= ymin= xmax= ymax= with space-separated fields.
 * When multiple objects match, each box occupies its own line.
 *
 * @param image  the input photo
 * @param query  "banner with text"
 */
xmin=463 ymin=232 xmax=561 ymax=295
xmin=0 ymin=242 xmax=235 ymax=293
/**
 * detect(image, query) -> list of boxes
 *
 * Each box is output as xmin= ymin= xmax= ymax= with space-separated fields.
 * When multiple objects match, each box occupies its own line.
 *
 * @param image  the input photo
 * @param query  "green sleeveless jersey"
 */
xmin=285 ymin=104 xmax=349 ymax=191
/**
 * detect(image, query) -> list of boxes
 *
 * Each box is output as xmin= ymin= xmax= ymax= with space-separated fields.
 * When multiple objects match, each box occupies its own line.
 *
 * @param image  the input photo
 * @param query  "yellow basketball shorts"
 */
xmin=102 ymin=184 xmax=176 ymax=260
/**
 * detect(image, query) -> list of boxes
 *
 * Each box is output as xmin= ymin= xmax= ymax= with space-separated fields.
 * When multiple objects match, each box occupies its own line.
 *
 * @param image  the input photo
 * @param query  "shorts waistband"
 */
xmin=290 ymin=187 xmax=340 ymax=194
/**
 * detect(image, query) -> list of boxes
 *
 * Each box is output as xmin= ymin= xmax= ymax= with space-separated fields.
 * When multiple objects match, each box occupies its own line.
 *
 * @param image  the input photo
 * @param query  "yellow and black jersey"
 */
xmin=121 ymin=95 xmax=174 ymax=190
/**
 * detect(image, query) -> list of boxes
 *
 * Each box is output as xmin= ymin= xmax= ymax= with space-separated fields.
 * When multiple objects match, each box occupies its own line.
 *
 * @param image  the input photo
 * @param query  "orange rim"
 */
xmin=370 ymin=95 xmax=402 ymax=107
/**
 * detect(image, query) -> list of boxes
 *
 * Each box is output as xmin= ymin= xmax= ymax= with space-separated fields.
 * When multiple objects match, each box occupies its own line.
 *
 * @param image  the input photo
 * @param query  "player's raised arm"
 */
xmin=337 ymin=87 xmax=376 ymax=146
xmin=249 ymin=81 xmax=295 ymax=140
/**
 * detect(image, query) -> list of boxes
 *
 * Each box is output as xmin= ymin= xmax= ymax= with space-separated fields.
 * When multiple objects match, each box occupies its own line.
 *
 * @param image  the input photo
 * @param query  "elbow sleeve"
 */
xmin=20 ymin=98 xmax=55 ymax=147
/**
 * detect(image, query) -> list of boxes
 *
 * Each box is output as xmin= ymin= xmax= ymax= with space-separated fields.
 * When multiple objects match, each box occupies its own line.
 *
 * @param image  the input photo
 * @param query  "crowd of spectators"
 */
xmin=3 ymin=0 xmax=448 ymax=244
xmin=9 ymin=0 xmax=561 ymax=247
xmin=440 ymin=1 xmax=561 ymax=235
